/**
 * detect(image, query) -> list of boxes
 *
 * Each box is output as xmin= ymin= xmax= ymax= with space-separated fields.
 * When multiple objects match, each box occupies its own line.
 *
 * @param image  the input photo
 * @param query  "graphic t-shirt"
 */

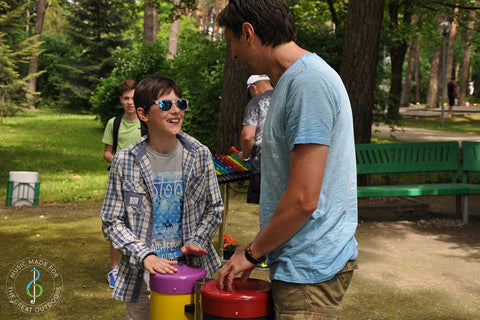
xmin=146 ymin=141 xmax=184 ymax=260
xmin=242 ymin=90 xmax=273 ymax=172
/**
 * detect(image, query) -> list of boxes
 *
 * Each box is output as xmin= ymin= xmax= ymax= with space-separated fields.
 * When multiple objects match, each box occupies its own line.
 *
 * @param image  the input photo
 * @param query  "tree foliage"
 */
xmin=64 ymin=0 xmax=139 ymax=110
xmin=170 ymin=27 xmax=225 ymax=151
xmin=90 ymin=42 xmax=169 ymax=125
xmin=90 ymin=17 xmax=225 ymax=152
xmin=10 ymin=0 xmax=480 ymax=148
xmin=0 ymin=0 xmax=43 ymax=119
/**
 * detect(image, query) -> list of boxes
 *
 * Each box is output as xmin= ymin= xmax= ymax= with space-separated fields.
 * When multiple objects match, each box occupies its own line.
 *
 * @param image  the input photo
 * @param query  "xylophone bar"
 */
xmin=217 ymin=171 xmax=251 ymax=184
xmin=213 ymin=155 xmax=252 ymax=185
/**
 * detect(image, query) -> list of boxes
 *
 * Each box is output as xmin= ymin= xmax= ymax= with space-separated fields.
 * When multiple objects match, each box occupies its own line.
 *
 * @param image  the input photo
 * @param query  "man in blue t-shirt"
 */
xmin=217 ymin=1 xmax=358 ymax=318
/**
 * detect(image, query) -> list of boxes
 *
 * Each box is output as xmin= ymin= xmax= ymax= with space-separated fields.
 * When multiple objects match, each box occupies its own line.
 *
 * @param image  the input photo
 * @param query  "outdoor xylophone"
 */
xmin=213 ymin=147 xmax=252 ymax=257
xmin=213 ymin=153 xmax=252 ymax=184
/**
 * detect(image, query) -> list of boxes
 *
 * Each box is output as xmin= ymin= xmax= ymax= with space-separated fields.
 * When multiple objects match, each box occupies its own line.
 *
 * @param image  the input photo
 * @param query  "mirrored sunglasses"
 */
xmin=144 ymin=99 xmax=189 ymax=111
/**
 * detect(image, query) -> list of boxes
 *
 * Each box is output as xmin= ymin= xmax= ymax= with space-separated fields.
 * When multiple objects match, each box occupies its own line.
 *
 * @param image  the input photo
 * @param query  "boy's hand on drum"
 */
xmin=143 ymin=255 xmax=178 ymax=275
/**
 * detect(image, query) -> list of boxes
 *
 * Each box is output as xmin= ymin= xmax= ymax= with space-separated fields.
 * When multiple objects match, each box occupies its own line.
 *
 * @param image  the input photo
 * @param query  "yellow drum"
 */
xmin=150 ymin=264 xmax=206 ymax=320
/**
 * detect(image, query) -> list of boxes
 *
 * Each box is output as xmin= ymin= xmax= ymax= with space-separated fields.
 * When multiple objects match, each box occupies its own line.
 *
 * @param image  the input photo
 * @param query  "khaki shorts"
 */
xmin=126 ymin=291 xmax=150 ymax=320
xmin=271 ymin=260 xmax=358 ymax=320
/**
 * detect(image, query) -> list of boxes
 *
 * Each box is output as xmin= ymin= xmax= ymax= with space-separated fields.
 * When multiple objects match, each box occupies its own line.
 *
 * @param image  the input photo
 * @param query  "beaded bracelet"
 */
xmin=244 ymin=243 xmax=266 ymax=265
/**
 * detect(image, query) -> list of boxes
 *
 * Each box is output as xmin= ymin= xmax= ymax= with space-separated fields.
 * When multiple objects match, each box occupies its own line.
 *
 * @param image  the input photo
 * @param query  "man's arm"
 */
xmin=240 ymin=125 xmax=256 ymax=160
xmin=218 ymin=143 xmax=329 ymax=290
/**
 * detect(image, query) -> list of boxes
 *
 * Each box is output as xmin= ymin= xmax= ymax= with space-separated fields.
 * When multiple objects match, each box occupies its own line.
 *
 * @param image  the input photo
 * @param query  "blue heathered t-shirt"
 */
xmin=261 ymin=53 xmax=358 ymax=283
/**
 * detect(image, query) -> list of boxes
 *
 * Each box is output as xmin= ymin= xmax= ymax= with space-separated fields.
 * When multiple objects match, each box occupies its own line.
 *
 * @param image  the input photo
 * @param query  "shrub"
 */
xmin=90 ymin=42 xmax=169 ymax=125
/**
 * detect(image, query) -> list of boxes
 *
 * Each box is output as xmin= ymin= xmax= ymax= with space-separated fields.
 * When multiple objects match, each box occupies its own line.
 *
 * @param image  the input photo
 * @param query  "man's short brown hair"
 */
xmin=217 ymin=0 xmax=296 ymax=47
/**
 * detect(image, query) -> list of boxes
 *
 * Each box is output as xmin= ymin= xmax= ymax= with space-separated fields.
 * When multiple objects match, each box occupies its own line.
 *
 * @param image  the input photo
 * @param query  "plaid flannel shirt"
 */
xmin=101 ymin=132 xmax=223 ymax=302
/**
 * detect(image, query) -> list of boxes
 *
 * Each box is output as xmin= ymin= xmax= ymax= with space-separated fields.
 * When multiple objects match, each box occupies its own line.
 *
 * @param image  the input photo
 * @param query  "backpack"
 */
xmin=112 ymin=115 xmax=148 ymax=154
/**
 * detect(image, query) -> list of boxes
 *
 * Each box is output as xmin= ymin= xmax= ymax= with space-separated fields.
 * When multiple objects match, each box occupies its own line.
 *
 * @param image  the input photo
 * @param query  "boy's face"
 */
xmin=119 ymin=89 xmax=136 ymax=115
xmin=144 ymin=90 xmax=184 ymax=137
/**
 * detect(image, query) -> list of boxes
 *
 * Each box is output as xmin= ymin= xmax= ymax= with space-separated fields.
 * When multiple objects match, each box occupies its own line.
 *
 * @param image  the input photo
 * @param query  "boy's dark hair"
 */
xmin=120 ymin=79 xmax=137 ymax=96
xmin=217 ymin=0 xmax=296 ymax=47
xmin=134 ymin=75 xmax=183 ymax=112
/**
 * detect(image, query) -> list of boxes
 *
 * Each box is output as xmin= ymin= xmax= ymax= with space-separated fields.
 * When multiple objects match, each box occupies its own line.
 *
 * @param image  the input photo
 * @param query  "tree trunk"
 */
xmin=387 ymin=0 xmax=412 ymax=121
xmin=0 ymin=87 xmax=4 ymax=125
xmin=212 ymin=0 xmax=224 ymax=41
xmin=400 ymin=35 xmax=418 ymax=107
xmin=414 ymin=40 xmax=421 ymax=103
xmin=26 ymin=0 xmax=48 ymax=109
xmin=340 ymin=0 xmax=385 ymax=144
xmin=144 ymin=1 xmax=158 ymax=44
xmin=458 ymin=8 xmax=475 ymax=106
xmin=326 ymin=0 xmax=340 ymax=27
xmin=196 ymin=2 xmax=206 ymax=33
xmin=426 ymin=46 xmax=442 ymax=109
xmin=167 ymin=0 xmax=181 ymax=59
xmin=216 ymin=42 xmax=249 ymax=154
xmin=445 ymin=8 xmax=458 ymax=96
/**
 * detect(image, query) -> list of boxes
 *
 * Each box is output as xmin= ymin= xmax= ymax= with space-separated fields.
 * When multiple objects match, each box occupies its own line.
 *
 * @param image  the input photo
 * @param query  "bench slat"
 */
xmin=355 ymin=141 xmax=480 ymax=223
xmin=356 ymin=141 xmax=459 ymax=175
xmin=357 ymin=183 xmax=470 ymax=198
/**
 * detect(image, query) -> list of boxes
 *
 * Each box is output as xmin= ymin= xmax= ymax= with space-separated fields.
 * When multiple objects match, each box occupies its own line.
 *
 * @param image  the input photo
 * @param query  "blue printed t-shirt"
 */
xmin=261 ymin=53 xmax=358 ymax=284
xmin=146 ymin=142 xmax=184 ymax=260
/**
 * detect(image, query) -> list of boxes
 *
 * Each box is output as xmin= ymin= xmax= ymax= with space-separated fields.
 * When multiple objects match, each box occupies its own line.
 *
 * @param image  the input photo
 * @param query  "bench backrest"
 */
xmin=461 ymin=141 xmax=480 ymax=183
xmin=356 ymin=141 xmax=459 ymax=176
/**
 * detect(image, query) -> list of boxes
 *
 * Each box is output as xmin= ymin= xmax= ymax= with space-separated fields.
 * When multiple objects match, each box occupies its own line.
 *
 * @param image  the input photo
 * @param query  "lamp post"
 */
xmin=439 ymin=20 xmax=450 ymax=126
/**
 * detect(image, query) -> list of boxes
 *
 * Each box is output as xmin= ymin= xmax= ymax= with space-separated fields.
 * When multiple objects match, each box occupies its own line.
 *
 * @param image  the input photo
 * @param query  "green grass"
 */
xmin=0 ymin=109 xmax=108 ymax=205
xmin=0 ymin=204 xmax=125 ymax=319
xmin=400 ymin=114 xmax=480 ymax=133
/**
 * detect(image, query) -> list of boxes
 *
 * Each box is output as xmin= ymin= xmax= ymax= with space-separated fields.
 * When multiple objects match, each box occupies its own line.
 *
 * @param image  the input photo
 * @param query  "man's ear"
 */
xmin=137 ymin=107 xmax=148 ymax=123
xmin=242 ymin=22 xmax=255 ymax=44
xmin=251 ymin=84 xmax=259 ymax=97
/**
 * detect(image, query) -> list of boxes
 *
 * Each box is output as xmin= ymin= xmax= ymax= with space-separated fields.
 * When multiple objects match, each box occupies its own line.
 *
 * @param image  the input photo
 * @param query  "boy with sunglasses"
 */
xmin=101 ymin=75 xmax=223 ymax=319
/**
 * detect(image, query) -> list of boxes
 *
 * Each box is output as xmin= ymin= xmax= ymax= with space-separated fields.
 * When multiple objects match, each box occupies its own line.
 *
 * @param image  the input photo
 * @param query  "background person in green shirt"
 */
xmin=101 ymin=79 xmax=144 ymax=288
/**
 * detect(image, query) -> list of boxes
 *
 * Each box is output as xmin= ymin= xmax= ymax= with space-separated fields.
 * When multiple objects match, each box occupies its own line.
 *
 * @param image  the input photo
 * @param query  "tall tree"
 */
xmin=426 ymin=45 xmax=442 ymax=109
xmin=458 ymin=7 xmax=475 ymax=106
xmin=414 ymin=38 xmax=421 ymax=103
xmin=386 ymin=0 xmax=413 ymax=120
xmin=340 ymin=0 xmax=385 ymax=143
xmin=400 ymin=12 xmax=422 ymax=107
xmin=65 ymin=0 xmax=138 ymax=110
xmin=144 ymin=0 xmax=158 ymax=44
xmin=26 ymin=0 xmax=49 ymax=109
xmin=167 ymin=0 xmax=181 ymax=59
xmin=444 ymin=6 xmax=458 ymax=95
xmin=426 ymin=14 xmax=450 ymax=110
xmin=196 ymin=0 xmax=225 ymax=40
xmin=400 ymin=33 xmax=419 ymax=107
xmin=216 ymin=42 xmax=249 ymax=154
xmin=0 ymin=1 xmax=43 ymax=121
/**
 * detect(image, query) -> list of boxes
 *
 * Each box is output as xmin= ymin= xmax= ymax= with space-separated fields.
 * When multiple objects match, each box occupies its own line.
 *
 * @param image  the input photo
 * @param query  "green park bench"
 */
xmin=459 ymin=141 xmax=480 ymax=222
xmin=355 ymin=141 xmax=475 ymax=223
